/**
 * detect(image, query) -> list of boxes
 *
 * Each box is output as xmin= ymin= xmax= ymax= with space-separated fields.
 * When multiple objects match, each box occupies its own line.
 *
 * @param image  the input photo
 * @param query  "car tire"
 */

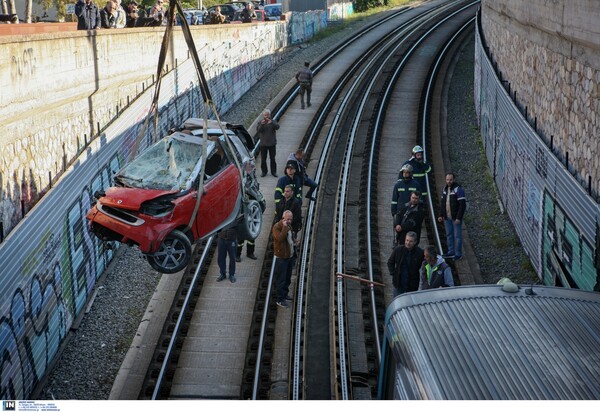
xmin=147 ymin=229 xmax=192 ymax=274
xmin=237 ymin=199 xmax=263 ymax=241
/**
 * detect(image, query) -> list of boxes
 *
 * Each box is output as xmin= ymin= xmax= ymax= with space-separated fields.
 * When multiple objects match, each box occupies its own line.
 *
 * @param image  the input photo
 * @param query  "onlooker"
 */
xmin=240 ymin=3 xmax=256 ymax=23
xmin=257 ymin=109 xmax=280 ymax=177
xmin=391 ymin=164 xmax=421 ymax=216
xmin=295 ymin=62 xmax=313 ymax=109
xmin=113 ymin=0 xmax=126 ymax=27
xmin=236 ymin=240 xmax=257 ymax=262
xmin=0 ymin=14 xmax=19 ymax=23
xmin=209 ymin=5 xmax=226 ymax=24
xmin=419 ymin=246 xmax=454 ymax=290
xmin=274 ymin=185 xmax=302 ymax=234
xmin=99 ymin=1 xmax=116 ymax=29
xmin=125 ymin=1 xmax=139 ymax=27
xmin=393 ymin=191 xmax=426 ymax=245
xmin=387 ymin=232 xmax=424 ymax=297
xmin=287 ymin=148 xmax=318 ymax=201
xmin=216 ymin=227 xmax=238 ymax=283
xmin=272 ymin=210 xmax=298 ymax=308
xmin=148 ymin=0 xmax=165 ymax=26
xmin=75 ymin=0 xmax=101 ymax=30
xmin=403 ymin=145 xmax=432 ymax=199
xmin=275 ymin=163 xmax=302 ymax=204
xmin=437 ymin=172 xmax=466 ymax=260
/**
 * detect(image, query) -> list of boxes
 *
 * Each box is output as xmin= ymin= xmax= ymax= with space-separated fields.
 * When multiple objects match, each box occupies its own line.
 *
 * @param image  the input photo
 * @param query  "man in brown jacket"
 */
xmin=272 ymin=210 xmax=297 ymax=308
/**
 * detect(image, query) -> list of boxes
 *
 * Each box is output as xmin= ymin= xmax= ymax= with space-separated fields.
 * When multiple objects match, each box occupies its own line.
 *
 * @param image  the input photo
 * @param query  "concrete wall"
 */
xmin=0 ymin=13 xmax=327 ymax=240
xmin=0 ymin=12 xmax=326 ymax=399
xmin=480 ymin=0 xmax=600 ymax=201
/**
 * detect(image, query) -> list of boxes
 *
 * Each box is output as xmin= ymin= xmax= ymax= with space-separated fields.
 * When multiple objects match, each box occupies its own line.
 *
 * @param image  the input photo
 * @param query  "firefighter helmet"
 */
xmin=412 ymin=145 xmax=424 ymax=154
xmin=400 ymin=164 xmax=413 ymax=173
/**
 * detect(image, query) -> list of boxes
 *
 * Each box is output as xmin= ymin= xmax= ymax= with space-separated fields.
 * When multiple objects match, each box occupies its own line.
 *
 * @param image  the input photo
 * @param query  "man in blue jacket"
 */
xmin=437 ymin=172 xmax=467 ymax=260
xmin=75 ymin=0 xmax=101 ymax=30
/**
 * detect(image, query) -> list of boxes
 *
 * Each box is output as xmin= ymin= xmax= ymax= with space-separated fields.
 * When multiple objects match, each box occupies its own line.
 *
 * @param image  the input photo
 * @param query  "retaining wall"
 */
xmin=475 ymin=10 xmax=600 ymax=291
xmin=480 ymin=0 xmax=600 ymax=201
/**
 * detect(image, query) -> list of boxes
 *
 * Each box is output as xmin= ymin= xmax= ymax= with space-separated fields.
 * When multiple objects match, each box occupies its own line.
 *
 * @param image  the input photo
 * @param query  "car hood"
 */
xmin=100 ymin=187 xmax=177 ymax=211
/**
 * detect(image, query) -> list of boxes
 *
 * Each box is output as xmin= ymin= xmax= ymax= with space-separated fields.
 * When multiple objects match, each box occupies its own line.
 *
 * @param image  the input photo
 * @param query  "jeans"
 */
xmin=444 ymin=218 xmax=463 ymax=257
xmin=260 ymin=145 xmax=277 ymax=175
xmin=304 ymin=177 xmax=318 ymax=198
xmin=274 ymin=255 xmax=296 ymax=302
xmin=217 ymin=238 xmax=237 ymax=276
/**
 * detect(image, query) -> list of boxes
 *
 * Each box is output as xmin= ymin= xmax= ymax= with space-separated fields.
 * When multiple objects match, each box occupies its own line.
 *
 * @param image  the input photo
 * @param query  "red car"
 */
xmin=86 ymin=119 xmax=266 ymax=273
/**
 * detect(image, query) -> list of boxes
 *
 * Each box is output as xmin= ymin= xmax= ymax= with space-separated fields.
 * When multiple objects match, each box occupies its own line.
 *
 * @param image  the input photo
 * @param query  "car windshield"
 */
xmin=116 ymin=133 xmax=214 ymax=191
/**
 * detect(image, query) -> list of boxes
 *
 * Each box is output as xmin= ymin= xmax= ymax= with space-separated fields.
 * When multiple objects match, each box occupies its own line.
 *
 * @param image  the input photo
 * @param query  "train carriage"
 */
xmin=378 ymin=284 xmax=600 ymax=400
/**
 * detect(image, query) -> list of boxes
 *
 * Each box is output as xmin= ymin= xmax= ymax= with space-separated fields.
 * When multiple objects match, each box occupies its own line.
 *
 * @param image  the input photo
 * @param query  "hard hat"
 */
xmin=412 ymin=145 xmax=424 ymax=154
xmin=400 ymin=164 xmax=413 ymax=173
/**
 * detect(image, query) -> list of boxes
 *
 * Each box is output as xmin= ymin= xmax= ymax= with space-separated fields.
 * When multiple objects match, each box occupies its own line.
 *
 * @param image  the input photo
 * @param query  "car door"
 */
xmin=194 ymin=147 xmax=241 ymax=238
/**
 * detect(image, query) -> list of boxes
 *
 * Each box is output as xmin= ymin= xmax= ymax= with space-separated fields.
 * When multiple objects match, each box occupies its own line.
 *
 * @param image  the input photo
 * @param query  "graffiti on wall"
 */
xmin=475 ymin=20 xmax=599 ymax=292
xmin=10 ymin=48 xmax=36 ymax=80
xmin=0 ymin=154 xmax=119 ymax=400
xmin=0 ymin=16 xmax=328 ymax=399
xmin=541 ymin=191 xmax=597 ymax=290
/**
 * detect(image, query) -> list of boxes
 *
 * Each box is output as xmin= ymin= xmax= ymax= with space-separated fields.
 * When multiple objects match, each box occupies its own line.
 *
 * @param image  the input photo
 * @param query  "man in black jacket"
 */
xmin=240 ymin=3 xmax=256 ymax=23
xmin=387 ymin=232 xmax=424 ymax=297
xmin=274 ymin=185 xmax=302 ymax=234
xmin=393 ymin=191 xmax=426 ymax=245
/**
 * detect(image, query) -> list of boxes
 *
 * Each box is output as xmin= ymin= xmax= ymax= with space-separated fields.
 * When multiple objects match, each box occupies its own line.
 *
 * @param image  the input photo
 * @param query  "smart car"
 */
xmin=86 ymin=119 xmax=266 ymax=274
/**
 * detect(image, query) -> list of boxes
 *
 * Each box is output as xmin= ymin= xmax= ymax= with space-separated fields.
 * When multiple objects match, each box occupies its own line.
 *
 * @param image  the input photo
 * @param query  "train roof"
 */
xmin=383 ymin=284 xmax=600 ymax=400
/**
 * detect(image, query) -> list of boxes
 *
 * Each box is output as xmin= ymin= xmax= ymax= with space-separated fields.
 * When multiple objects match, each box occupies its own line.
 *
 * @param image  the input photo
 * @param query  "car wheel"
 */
xmin=147 ymin=230 xmax=192 ymax=274
xmin=237 ymin=199 xmax=263 ymax=241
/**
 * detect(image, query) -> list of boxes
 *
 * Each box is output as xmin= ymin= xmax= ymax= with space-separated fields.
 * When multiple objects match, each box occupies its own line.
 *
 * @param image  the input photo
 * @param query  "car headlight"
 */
xmin=140 ymin=195 xmax=176 ymax=216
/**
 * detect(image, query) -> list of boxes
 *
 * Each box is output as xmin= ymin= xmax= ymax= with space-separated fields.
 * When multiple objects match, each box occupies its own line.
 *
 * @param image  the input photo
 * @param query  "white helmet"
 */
xmin=412 ymin=145 xmax=424 ymax=154
xmin=400 ymin=164 xmax=413 ymax=173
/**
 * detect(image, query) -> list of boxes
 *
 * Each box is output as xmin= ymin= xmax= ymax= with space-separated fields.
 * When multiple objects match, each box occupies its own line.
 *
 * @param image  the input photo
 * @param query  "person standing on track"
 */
xmin=402 ymin=145 xmax=432 ymax=200
xmin=295 ymin=62 xmax=313 ymax=110
xmin=287 ymin=148 xmax=318 ymax=201
xmin=393 ymin=191 xmax=426 ymax=246
xmin=437 ymin=172 xmax=466 ymax=260
xmin=216 ymin=227 xmax=238 ymax=283
xmin=272 ymin=210 xmax=298 ymax=308
xmin=387 ymin=232 xmax=424 ymax=297
xmin=391 ymin=164 xmax=421 ymax=217
xmin=257 ymin=109 xmax=280 ymax=177
xmin=275 ymin=162 xmax=303 ymax=204
xmin=274 ymin=185 xmax=302 ymax=235
xmin=419 ymin=246 xmax=454 ymax=289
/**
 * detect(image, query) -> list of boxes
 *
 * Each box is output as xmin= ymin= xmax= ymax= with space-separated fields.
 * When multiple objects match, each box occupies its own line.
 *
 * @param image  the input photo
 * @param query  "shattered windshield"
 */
xmin=116 ymin=134 xmax=213 ymax=191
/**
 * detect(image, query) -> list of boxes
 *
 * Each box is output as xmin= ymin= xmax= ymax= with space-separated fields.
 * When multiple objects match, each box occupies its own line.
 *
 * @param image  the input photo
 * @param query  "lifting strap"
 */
xmin=128 ymin=0 xmax=248 ymax=233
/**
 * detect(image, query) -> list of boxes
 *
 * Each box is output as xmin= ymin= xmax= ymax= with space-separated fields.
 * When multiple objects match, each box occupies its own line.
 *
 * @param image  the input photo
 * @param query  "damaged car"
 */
xmin=86 ymin=118 xmax=266 ymax=274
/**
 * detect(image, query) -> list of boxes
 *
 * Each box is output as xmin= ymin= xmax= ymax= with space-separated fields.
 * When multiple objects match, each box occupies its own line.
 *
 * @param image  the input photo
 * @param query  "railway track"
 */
xmin=135 ymin=0 xmax=480 ymax=400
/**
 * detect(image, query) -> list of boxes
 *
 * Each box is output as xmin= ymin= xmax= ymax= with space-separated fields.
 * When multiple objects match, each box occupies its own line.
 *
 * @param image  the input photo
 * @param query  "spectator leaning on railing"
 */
xmin=125 ymin=0 xmax=139 ymax=27
xmin=113 ymin=0 xmax=126 ymax=27
xmin=0 ymin=14 xmax=19 ymax=23
xmin=99 ymin=1 xmax=116 ymax=29
xmin=240 ymin=3 xmax=255 ymax=23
